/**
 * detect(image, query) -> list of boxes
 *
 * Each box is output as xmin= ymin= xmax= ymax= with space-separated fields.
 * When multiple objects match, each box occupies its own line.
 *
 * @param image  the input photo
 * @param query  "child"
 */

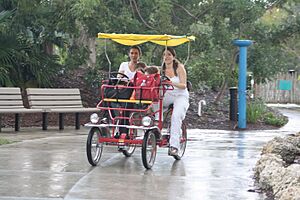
xmin=130 ymin=66 xmax=159 ymax=100
xmin=134 ymin=62 xmax=147 ymax=73
xmin=144 ymin=66 xmax=159 ymax=75
xmin=130 ymin=66 xmax=160 ymax=121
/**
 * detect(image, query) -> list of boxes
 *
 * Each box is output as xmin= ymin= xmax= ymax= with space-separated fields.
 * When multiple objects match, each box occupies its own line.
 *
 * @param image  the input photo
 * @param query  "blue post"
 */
xmin=233 ymin=40 xmax=252 ymax=129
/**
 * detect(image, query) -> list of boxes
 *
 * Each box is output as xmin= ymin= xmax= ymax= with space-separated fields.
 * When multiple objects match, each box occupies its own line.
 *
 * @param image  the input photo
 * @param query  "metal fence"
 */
xmin=255 ymin=72 xmax=300 ymax=104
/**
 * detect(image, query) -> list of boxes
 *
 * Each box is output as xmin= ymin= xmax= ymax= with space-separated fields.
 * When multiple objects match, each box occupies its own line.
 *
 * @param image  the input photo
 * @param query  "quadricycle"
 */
xmin=85 ymin=33 xmax=195 ymax=169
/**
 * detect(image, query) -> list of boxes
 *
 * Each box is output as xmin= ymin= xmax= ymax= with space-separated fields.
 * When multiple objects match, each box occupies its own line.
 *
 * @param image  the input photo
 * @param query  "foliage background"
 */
xmin=0 ymin=0 xmax=299 ymax=99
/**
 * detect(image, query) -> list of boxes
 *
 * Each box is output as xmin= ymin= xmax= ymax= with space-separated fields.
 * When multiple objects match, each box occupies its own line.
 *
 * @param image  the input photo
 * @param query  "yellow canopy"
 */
xmin=98 ymin=33 xmax=195 ymax=46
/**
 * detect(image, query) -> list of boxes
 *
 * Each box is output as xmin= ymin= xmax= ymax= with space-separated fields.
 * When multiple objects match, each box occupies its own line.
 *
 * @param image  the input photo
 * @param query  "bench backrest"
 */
xmin=0 ymin=87 xmax=25 ymax=109
xmin=26 ymin=88 xmax=83 ymax=109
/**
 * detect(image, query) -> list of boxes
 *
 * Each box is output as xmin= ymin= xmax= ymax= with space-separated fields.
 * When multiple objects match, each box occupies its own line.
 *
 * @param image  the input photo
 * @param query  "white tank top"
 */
xmin=119 ymin=62 xmax=136 ymax=80
xmin=169 ymin=76 xmax=189 ymax=97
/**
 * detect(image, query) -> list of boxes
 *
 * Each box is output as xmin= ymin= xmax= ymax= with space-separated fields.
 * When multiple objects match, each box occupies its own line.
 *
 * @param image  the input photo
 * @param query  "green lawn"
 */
xmin=0 ymin=138 xmax=11 ymax=145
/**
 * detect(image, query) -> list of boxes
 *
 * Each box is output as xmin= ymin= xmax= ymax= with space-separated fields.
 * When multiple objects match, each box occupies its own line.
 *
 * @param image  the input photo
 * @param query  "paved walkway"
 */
xmin=0 ymin=107 xmax=299 ymax=200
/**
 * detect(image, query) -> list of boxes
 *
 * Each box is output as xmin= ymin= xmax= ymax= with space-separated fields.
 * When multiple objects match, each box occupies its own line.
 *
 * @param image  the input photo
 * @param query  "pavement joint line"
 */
xmin=64 ymin=153 xmax=140 ymax=199
xmin=0 ymin=197 xmax=63 ymax=200
xmin=0 ymin=169 xmax=87 ymax=175
xmin=64 ymin=165 xmax=98 ymax=199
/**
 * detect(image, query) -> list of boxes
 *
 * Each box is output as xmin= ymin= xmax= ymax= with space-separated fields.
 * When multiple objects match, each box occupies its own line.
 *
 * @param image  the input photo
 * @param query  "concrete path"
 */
xmin=0 ymin=107 xmax=299 ymax=200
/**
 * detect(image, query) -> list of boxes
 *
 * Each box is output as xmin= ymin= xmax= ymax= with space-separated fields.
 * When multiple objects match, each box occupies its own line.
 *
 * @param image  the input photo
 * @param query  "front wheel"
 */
xmin=141 ymin=130 xmax=157 ymax=169
xmin=173 ymin=122 xmax=187 ymax=160
xmin=86 ymin=127 xmax=104 ymax=166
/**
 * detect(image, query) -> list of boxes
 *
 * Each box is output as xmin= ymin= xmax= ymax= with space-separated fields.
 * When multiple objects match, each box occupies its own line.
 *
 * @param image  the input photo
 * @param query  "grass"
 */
xmin=0 ymin=138 xmax=12 ymax=145
xmin=247 ymin=99 xmax=267 ymax=123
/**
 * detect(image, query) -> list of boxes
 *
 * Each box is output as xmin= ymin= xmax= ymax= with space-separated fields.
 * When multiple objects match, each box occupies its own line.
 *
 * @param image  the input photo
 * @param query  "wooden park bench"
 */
xmin=0 ymin=87 xmax=43 ymax=132
xmin=26 ymin=88 xmax=100 ymax=130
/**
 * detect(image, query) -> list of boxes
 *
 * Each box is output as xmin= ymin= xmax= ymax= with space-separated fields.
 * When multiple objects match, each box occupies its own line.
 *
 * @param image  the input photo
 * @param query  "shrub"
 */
xmin=247 ymin=99 xmax=267 ymax=123
xmin=246 ymin=99 xmax=288 ymax=127
xmin=263 ymin=112 xmax=288 ymax=127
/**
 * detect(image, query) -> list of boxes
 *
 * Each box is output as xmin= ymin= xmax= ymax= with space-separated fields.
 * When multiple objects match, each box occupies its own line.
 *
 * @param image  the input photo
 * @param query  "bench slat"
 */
xmin=0 ymin=108 xmax=43 ymax=113
xmin=0 ymin=101 xmax=24 ymax=106
xmin=0 ymin=87 xmax=21 ymax=94
xmin=31 ymin=106 xmax=83 ymax=109
xmin=42 ymin=108 xmax=99 ymax=113
xmin=27 ymin=88 xmax=80 ymax=95
xmin=0 ymin=95 xmax=23 ymax=100
xmin=0 ymin=105 xmax=25 ymax=109
xmin=27 ymin=95 xmax=81 ymax=101
xmin=28 ymin=100 xmax=83 ymax=106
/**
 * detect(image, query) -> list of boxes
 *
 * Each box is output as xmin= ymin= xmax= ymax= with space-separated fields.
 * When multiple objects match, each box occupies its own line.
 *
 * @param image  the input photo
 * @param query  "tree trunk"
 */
xmin=87 ymin=37 xmax=96 ymax=68
xmin=214 ymin=49 xmax=239 ymax=104
xmin=44 ymin=42 xmax=53 ymax=55
xmin=76 ymin=24 xmax=96 ymax=68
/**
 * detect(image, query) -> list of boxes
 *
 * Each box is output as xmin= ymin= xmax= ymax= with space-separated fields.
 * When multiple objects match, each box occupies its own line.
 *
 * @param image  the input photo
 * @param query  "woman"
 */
xmin=118 ymin=45 xmax=142 ymax=80
xmin=162 ymin=47 xmax=189 ymax=156
xmin=117 ymin=45 xmax=142 ymax=135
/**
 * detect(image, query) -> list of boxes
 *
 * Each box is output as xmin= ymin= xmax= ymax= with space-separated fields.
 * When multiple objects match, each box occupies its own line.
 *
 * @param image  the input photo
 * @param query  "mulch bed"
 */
xmin=0 ymin=68 xmax=283 ymax=131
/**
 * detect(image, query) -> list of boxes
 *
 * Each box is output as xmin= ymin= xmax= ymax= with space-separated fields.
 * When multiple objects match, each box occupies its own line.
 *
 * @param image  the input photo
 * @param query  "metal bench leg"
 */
xmin=0 ymin=115 xmax=2 ymax=132
xmin=15 ymin=113 xmax=20 ymax=131
xmin=75 ymin=113 xmax=80 ymax=130
xmin=59 ymin=113 xmax=64 ymax=130
xmin=42 ymin=113 xmax=48 ymax=130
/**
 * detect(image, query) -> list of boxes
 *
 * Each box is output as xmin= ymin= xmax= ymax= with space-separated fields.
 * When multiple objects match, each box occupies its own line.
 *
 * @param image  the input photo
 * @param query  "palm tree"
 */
xmin=0 ymin=9 xmax=61 ymax=87
xmin=0 ymin=10 xmax=17 ymax=86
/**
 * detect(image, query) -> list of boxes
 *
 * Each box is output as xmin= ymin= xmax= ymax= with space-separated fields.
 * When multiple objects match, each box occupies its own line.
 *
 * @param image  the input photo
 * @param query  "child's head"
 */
xmin=135 ymin=62 xmax=147 ymax=73
xmin=145 ymin=66 xmax=159 ymax=75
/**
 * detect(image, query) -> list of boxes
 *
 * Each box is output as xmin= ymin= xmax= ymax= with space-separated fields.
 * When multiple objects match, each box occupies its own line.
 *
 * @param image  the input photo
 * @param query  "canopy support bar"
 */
xmin=104 ymin=39 xmax=112 ymax=79
xmin=184 ymin=42 xmax=191 ymax=66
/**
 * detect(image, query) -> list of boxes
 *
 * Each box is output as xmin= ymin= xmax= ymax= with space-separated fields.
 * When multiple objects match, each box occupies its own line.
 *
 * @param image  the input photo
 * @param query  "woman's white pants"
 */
xmin=163 ymin=93 xmax=189 ymax=150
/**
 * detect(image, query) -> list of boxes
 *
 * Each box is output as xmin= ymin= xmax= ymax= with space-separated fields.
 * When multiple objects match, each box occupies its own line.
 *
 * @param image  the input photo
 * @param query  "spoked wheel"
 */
xmin=142 ymin=130 xmax=157 ymax=169
xmin=163 ymin=108 xmax=187 ymax=160
xmin=122 ymin=129 xmax=137 ymax=157
xmin=86 ymin=127 xmax=104 ymax=166
xmin=173 ymin=122 xmax=187 ymax=160
xmin=115 ymin=119 xmax=137 ymax=157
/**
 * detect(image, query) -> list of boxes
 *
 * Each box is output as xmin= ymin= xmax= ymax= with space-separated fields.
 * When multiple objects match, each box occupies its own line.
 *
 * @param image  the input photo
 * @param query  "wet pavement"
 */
xmin=0 ymin=107 xmax=299 ymax=200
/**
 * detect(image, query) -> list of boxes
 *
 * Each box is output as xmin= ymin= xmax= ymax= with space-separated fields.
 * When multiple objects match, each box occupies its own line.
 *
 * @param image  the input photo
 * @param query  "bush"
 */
xmin=246 ymin=99 xmax=288 ymax=127
xmin=247 ymin=99 xmax=267 ymax=123
xmin=263 ymin=112 xmax=288 ymax=127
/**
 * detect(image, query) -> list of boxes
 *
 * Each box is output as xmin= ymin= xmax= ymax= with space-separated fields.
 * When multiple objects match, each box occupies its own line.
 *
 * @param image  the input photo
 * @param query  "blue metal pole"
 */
xmin=233 ymin=40 xmax=252 ymax=129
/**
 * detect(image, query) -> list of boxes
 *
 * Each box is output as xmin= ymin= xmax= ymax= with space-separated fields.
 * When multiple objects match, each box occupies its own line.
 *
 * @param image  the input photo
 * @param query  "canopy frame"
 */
xmin=98 ymin=33 xmax=195 ymax=78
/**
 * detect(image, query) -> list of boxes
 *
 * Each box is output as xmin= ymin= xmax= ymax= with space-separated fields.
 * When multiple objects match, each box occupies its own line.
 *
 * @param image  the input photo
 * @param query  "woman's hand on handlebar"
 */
xmin=161 ymin=75 xmax=174 ymax=90
xmin=110 ymin=72 xmax=130 ymax=80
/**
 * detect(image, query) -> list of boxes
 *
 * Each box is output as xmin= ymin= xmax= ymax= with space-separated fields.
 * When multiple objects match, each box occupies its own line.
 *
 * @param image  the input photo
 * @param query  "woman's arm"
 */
xmin=172 ymin=64 xmax=187 ymax=89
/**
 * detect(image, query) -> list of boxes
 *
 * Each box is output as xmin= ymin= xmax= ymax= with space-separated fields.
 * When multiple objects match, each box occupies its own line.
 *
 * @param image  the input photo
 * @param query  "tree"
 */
xmin=0 ymin=0 xmax=299 ymax=96
xmin=0 ymin=1 xmax=62 ymax=87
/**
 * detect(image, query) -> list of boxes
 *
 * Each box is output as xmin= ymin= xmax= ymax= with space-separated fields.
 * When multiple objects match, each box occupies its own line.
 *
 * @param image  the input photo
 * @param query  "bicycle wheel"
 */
xmin=141 ymin=130 xmax=157 ymax=169
xmin=122 ymin=129 xmax=137 ymax=157
xmin=86 ymin=127 xmax=104 ymax=166
xmin=173 ymin=122 xmax=187 ymax=160
xmin=164 ymin=108 xmax=187 ymax=160
xmin=115 ymin=118 xmax=137 ymax=157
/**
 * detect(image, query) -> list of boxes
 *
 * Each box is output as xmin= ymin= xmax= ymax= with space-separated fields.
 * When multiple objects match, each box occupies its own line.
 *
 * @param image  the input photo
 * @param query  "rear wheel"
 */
xmin=86 ymin=127 xmax=103 ymax=166
xmin=122 ymin=129 xmax=137 ymax=157
xmin=164 ymin=108 xmax=187 ymax=160
xmin=141 ymin=130 xmax=157 ymax=169
xmin=173 ymin=122 xmax=187 ymax=160
xmin=115 ymin=119 xmax=137 ymax=157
